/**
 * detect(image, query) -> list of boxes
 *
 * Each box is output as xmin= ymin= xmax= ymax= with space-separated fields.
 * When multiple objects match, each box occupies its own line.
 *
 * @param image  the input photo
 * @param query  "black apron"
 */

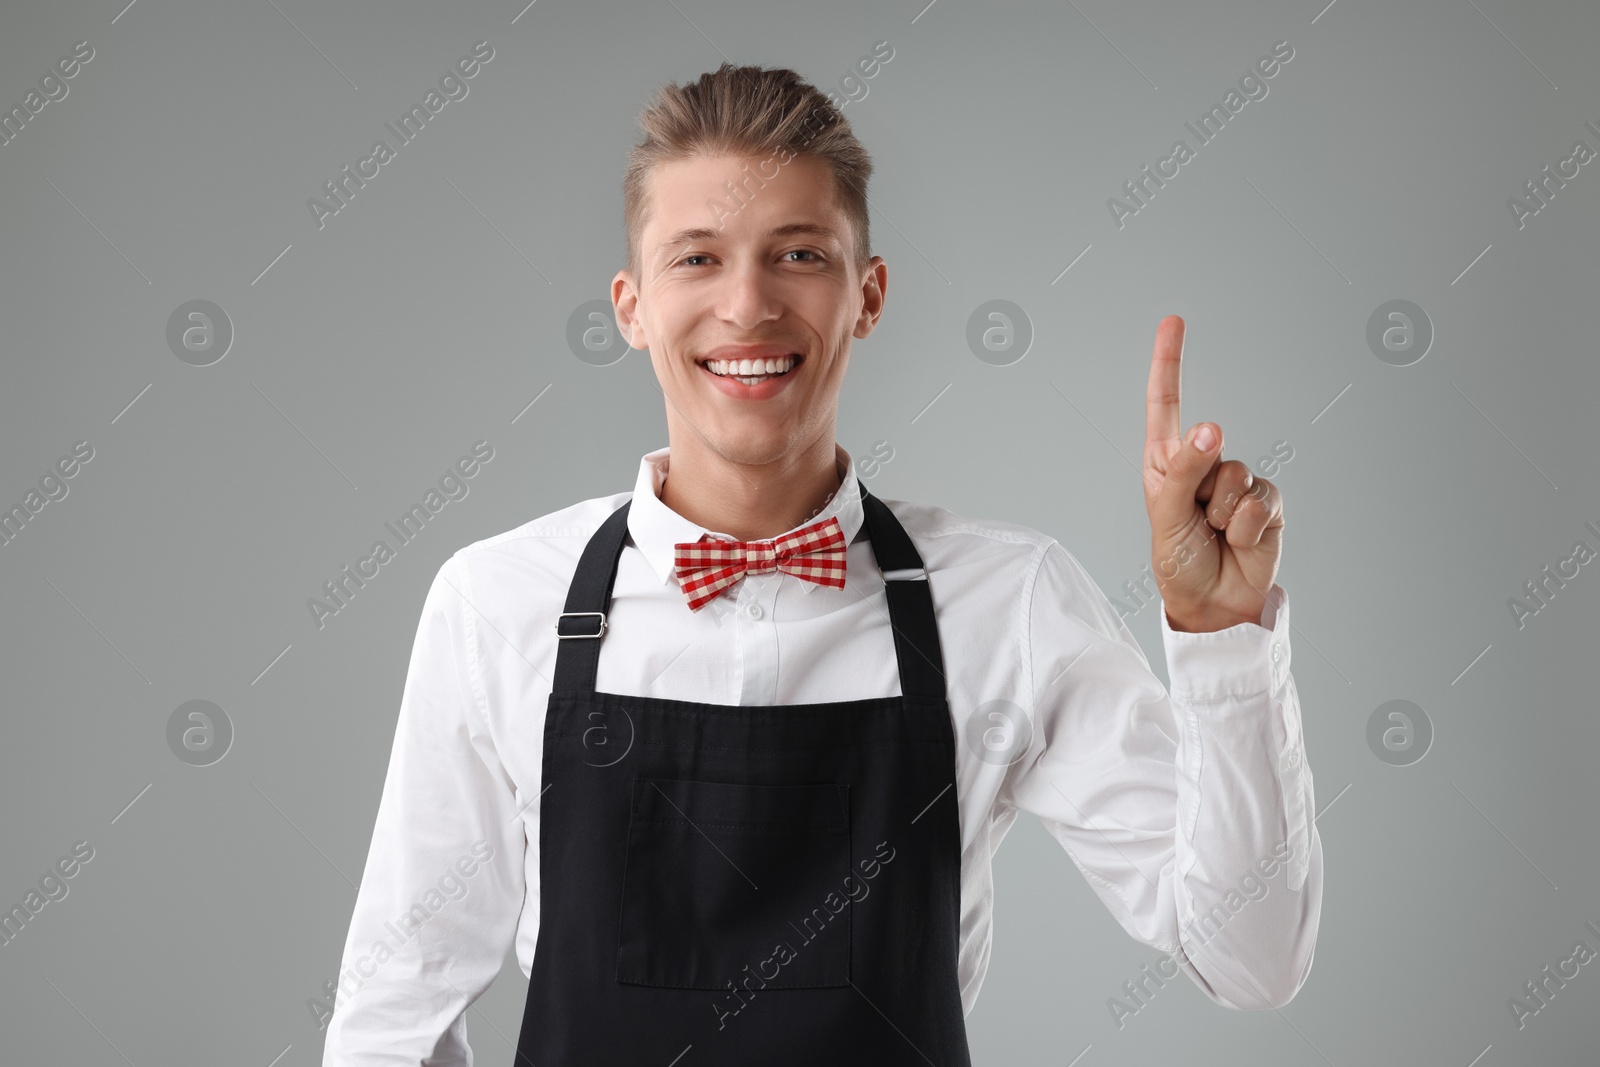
xmin=514 ymin=483 xmax=972 ymax=1065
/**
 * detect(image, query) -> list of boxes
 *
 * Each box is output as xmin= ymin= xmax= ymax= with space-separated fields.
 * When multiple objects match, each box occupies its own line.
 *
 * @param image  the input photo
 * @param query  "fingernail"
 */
xmin=1192 ymin=424 xmax=1217 ymax=451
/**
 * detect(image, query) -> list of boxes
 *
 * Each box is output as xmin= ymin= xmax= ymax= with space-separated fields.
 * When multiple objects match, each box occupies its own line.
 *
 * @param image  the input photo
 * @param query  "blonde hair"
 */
xmin=622 ymin=62 xmax=874 ymax=280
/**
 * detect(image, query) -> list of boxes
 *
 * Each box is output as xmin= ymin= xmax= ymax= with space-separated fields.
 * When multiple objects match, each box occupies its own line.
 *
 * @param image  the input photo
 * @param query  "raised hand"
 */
xmin=1142 ymin=316 xmax=1284 ymax=632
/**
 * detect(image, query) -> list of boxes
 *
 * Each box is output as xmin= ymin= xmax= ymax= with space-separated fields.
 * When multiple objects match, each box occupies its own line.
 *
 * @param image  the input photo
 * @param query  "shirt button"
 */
xmin=746 ymin=603 xmax=763 ymax=619
xmin=1271 ymin=642 xmax=1282 ymax=662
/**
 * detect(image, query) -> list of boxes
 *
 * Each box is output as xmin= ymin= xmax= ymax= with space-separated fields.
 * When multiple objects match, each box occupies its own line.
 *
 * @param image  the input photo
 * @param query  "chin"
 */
xmin=710 ymin=434 xmax=794 ymax=466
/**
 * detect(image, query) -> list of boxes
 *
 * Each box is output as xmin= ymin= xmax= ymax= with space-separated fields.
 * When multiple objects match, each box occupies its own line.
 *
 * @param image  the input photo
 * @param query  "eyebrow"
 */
xmin=654 ymin=222 xmax=840 ymax=256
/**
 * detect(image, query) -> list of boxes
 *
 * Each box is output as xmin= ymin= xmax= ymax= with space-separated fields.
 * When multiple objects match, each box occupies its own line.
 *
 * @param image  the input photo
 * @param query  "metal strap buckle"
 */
xmin=882 ymin=567 xmax=928 ymax=582
xmin=555 ymin=611 xmax=607 ymax=639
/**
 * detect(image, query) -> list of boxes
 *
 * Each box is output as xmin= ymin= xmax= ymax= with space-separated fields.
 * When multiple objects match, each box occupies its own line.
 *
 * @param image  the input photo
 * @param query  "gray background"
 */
xmin=2 ymin=0 xmax=1597 ymax=1062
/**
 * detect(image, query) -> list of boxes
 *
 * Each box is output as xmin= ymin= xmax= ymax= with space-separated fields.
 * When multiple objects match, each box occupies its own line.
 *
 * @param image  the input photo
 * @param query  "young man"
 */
xmin=323 ymin=64 xmax=1321 ymax=1064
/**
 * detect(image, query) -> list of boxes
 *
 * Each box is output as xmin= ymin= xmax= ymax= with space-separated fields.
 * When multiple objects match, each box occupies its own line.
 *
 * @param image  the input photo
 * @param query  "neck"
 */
xmin=659 ymin=435 xmax=843 ymax=542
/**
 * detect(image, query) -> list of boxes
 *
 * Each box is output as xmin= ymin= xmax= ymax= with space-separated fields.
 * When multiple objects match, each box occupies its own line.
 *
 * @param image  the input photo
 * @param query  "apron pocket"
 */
xmin=617 ymin=776 xmax=852 ymax=990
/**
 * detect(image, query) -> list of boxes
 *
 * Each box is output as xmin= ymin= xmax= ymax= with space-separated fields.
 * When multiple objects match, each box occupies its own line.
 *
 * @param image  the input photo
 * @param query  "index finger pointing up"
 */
xmin=1146 ymin=314 xmax=1186 ymax=446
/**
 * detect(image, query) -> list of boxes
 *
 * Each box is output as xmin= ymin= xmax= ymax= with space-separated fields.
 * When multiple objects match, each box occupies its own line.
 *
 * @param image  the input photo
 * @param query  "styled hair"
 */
xmin=622 ymin=63 xmax=874 ymax=281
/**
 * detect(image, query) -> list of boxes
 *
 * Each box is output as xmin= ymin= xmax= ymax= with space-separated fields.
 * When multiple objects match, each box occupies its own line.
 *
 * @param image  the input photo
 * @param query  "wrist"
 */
xmin=1164 ymin=605 xmax=1263 ymax=633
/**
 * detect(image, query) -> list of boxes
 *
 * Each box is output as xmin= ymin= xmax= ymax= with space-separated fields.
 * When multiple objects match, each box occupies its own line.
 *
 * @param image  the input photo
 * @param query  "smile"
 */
xmin=696 ymin=353 xmax=804 ymax=400
xmin=699 ymin=354 xmax=802 ymax=384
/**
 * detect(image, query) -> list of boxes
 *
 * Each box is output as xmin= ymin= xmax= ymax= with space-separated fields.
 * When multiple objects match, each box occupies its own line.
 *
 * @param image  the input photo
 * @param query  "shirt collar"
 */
xmin=628 ymin=442 xmax=866 ymax=587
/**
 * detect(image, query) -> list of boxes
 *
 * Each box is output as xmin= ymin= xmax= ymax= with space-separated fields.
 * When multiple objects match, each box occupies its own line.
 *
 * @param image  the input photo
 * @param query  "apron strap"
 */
xmin=552 ymin=481 xmax=946 ymax=700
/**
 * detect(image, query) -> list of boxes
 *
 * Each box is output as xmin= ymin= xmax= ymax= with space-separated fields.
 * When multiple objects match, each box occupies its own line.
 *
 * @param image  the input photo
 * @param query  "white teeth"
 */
xmin=703 ymin=355 xmax=798 ymax=377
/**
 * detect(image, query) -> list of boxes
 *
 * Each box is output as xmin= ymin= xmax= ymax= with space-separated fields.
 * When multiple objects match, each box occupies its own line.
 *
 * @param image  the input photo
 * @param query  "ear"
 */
xmin=611 ymin=270 xmax=646 ymax=348
xmin=853 ymin=256 xmax=887 ymax=339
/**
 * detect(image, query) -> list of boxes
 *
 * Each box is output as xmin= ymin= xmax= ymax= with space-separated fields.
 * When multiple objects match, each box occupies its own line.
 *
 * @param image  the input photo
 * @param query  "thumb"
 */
xmin=1152 ymin=422 xmax=1222 ymax=534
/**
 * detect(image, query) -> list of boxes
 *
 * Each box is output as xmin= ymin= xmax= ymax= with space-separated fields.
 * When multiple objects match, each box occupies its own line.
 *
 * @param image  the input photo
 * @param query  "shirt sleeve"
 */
xmin=322 ymin=551 xmax=528 ymax=1065
xmin=1000 ymin=539 xmax=1322 ymax=1010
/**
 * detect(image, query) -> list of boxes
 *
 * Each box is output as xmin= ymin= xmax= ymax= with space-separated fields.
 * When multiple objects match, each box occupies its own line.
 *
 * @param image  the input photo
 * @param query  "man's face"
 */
xmin=613 ymin=152 xmax=886 ymax=469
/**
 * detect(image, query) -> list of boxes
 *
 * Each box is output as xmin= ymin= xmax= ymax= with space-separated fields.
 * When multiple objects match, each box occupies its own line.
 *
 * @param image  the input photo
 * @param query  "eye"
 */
xmin=785 ymin=249 xmax=822 ymax=262
xmin=677 ymin=253 xmax=712 ymax=267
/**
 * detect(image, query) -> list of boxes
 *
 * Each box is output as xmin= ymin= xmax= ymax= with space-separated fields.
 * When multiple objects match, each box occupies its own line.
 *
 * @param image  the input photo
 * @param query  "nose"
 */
xmin=714 ymin=258 xmax=781 ymax=331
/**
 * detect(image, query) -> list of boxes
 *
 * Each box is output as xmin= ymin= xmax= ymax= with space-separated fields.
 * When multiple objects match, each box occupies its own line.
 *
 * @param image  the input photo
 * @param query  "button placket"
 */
xmin=735 ymin=574 xmax=780 ymax=704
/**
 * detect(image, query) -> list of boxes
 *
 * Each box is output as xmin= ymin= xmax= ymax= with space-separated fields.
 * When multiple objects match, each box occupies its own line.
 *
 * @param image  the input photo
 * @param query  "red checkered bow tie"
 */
xmin=672 ymin=514 xmax=848 ymax=611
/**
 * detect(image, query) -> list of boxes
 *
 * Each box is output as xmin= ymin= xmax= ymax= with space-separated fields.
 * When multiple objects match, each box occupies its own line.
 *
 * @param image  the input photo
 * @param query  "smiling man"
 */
xmin=324 ymin=63 xmax=1322 ymax=1065
xmin=615 ymin=129 xmax=881 ymax=546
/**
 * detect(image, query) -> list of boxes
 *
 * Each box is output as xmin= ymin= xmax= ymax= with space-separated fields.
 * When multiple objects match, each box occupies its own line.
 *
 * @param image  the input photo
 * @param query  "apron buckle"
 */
xmin=882 ymin=566 xmax=928 ymax=582
xmin=555 ymin=611 xmax=607 ymax=639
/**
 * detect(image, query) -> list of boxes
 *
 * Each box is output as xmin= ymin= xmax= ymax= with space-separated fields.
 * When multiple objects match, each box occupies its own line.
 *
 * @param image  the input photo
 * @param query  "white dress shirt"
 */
xmin=323 ymin=442 xmax=1323 ymax=1063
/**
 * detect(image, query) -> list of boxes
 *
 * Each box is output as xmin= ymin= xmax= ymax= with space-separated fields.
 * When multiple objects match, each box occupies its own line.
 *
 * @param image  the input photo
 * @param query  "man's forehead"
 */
xmin=652 ymin=150 xmax=829 ymax=188
xmin=644 ymin=154 xmax=846 ymax=250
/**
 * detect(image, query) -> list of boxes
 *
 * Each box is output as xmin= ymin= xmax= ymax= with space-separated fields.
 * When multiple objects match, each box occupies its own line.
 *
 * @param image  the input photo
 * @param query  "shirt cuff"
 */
xmin=1159 ymin=583 xmax=1290 ymax=702
xmin=1160 ymin=583 xmax=1311 ymax=892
